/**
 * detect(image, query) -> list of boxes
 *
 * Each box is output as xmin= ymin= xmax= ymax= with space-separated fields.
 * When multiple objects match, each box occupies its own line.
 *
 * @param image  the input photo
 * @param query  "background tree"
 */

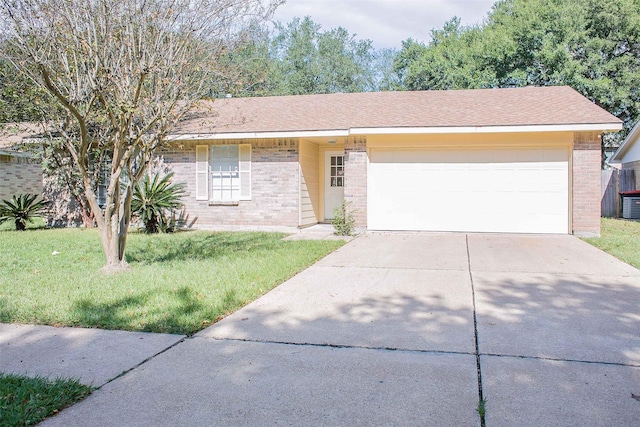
xmin=0 ymin=0 xmax=279 ymax=271
xmin=269 ymin=17 xmax=376 ymax=95
xmin=212 ymin=16 xmax=393 ymax=97
xmin=0 ymin=57 xmax=50 ymax=122
xmin=394 ymin=0 xmax=640 ymax=142
xmin=371 ymin=47 xmax=402 ymax=91
xmin=210 ymin=25 xmax=277 ymax=98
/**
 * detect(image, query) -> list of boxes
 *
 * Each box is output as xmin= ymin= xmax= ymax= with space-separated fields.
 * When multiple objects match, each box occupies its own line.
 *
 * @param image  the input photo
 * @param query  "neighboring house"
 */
xmin=166 ymin=86 xmax=621 ymax=237
xmin=0 ymin=123 xmax=43 ymax=201
xmin=609 ymin=120 xmax=640 ymax=188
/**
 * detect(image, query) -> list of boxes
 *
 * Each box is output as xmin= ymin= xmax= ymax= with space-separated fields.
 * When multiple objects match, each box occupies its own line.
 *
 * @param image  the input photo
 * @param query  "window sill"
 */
xmin=209 ymin=200 xmax=240 ymax=206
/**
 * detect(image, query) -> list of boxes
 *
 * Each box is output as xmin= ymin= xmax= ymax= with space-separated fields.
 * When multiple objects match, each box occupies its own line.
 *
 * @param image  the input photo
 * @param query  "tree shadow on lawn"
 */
xmin=126 ymin=232 xmax=284 ymax=264
xmin=70 ymin=286 xmax=239 ymax=335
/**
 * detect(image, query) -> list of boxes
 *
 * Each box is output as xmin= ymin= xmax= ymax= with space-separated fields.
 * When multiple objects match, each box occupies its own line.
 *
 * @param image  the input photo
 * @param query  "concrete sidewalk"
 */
xmin=2 ymin=232 xmax=640 ymax=426
xmin=0 ymin=324 xmax=185 ymax=388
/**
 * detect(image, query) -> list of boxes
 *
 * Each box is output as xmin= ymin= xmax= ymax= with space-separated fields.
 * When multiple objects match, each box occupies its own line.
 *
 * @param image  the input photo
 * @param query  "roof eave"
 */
xmin=0 ymin=149 xmax=34 ymax=158
xmin=350 ymin=123 xmax=623 ymax=135
xmin=169 ymin=122 xmax=623 ymax=141
xmin=610 ymin=120 xmax=640 ymax=162
xmin=168 ymin=129 xmax=350 ymax=140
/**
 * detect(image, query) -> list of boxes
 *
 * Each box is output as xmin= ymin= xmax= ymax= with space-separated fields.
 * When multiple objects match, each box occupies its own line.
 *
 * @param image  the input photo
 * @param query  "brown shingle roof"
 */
xmin=0 ymin=122 xmax=45 ymax=149
xmin=174 ymin=86 xmax=621 ymax=136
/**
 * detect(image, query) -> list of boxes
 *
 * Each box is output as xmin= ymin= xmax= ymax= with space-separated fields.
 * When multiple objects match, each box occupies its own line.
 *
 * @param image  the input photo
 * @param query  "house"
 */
xmin=0 ymin=123 xmax=43 ymax=201
xmin=163 ymin=86 xmax=621 ymax=236
xmin=609 ymin=120 xmax=640 ymax=188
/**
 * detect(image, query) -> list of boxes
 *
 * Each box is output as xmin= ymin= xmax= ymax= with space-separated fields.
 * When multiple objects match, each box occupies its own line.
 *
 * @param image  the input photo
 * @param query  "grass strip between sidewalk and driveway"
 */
xmin=0 ymin=229 xmax=343 ymax=335
xmin=0 ymin=373 xmax=92 ymax=427
xmin=583 ymin=218 xmax=640 ymax=270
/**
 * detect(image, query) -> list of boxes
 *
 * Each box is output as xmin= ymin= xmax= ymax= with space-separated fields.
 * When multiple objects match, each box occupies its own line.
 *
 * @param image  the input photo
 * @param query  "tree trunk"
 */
xmin=81 ymin=208 xmax=95 ymax=228
xmin=97 ymin=183 xmax=134 ymax=273
xmin=100 ymin=223 xmax=130 ymax=272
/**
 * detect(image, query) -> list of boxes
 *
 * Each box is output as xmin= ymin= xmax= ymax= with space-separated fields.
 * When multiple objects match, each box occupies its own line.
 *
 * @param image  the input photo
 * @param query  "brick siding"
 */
xmin=344 ymin=136 xmax=367 ymax=227
xmin=0 ymin=156 xmax=42 ymax=201
xmin=161 ymin=139 xmax=300 ymax=228
xmin=572 ymin=131 xmax=601 ymax=237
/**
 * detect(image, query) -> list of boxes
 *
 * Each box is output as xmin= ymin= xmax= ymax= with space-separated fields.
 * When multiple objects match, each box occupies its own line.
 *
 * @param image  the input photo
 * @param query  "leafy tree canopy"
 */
xmin=394 ymin=0 xmax=640 ymax=140
xmin=216 ymin=16 xmax=387 ymax=96
xmin=0 ymin=0 xmax=279 ymax=270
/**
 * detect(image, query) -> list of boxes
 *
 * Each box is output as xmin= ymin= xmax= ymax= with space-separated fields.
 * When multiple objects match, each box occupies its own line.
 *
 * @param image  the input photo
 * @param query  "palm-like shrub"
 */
xmin=131 ymin=172 xmax=186 ymax=233
xmin=0 ymin=193 xmax=48 ymax=231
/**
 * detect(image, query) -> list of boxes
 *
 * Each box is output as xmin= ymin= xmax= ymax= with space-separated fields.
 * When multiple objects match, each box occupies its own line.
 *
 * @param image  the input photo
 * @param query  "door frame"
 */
xmin=323 ymin=150 xmax=345 ymax=221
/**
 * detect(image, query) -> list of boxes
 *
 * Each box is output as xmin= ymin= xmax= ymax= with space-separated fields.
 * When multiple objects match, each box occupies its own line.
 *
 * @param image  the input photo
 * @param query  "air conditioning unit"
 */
xmin=622 ymin=197 xmax=640 ymax=219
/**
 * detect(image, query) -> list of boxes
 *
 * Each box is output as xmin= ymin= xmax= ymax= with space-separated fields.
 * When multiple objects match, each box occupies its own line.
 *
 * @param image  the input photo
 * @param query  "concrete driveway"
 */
xmin=12 ymin=232 xmax=640 ymax=426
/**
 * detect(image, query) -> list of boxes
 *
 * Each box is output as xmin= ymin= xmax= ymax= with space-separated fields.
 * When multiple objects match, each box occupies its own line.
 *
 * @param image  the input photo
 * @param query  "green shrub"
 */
xmin=331 ymin=200 xmax=356 ymax=236
xmin=0 ymin=193 xmax=48 ymax=231
xmin=131 ymin=172 xmax=187 ymax=233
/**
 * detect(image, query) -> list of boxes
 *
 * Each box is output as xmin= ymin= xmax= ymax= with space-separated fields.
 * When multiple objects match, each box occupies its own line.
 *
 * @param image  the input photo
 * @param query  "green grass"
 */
xmin=0 ymin=216 xmax=46 ymax=231
xmin=0 ymin=373 xmax=92 ymax=427
xmin=583 ymin=218 xmax=640 ymax=269
xmin=0 ymin=228 xmax=343 ymax=334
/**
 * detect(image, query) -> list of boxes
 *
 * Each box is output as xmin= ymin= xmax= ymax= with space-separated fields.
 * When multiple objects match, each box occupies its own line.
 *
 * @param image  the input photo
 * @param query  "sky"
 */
xmin=271 ymin=0 xmax=498 ymax=50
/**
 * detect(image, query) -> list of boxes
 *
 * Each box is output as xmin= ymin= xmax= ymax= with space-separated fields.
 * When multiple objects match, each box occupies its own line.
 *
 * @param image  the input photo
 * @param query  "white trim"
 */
xmin=170 ymin=123 xmax=621 ymax=141
xmin=169 ymin=130 xmax=350 ymax=141
xmin=350 ymin=123 xmax=622 ymax=135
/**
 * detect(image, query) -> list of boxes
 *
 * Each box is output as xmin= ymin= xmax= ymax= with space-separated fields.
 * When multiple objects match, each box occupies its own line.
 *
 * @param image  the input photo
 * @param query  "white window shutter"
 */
xmin=196 ymin=145 xmax=209 ymax=200
xmin=239 ymin=144 xmax=251 ymax=200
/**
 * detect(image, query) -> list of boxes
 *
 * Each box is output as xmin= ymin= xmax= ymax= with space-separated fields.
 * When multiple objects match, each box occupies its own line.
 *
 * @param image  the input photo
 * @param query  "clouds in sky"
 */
xmin=271 ymin=0 xmax=497 ymax=49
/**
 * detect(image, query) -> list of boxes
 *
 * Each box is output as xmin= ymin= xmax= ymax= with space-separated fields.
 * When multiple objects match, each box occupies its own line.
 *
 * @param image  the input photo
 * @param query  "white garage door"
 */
xmin=368 ymin=146 xmax=569 ymax=234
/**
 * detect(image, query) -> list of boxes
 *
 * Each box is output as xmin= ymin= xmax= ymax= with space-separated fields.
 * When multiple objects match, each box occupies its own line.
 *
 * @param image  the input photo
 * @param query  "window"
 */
xmin=210 ymin=145 xmax=239 ymax=201
xmin=330 ymin=155 xmax=344 ymax=187
xmin=96 ymin=161 xmax=111 ymax=207
xmin=196 ymin=144 xmax=251 ymax=202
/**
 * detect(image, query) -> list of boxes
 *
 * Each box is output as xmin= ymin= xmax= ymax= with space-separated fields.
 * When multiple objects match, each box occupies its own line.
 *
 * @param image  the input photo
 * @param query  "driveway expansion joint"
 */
xmin=466 ymin=234 xmax=486 ymax=427
xmin=480 ymin=352 xmax=640 ymax=368
xmin=199 ymin=335 xmax=477 ymax=357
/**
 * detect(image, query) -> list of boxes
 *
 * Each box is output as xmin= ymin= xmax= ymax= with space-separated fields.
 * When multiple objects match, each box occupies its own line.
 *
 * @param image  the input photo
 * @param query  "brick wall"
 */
xmin=344 ymin=136 xmax=367 ymax=227
xmin=0 ymin=155 xmax=42 ymax=201
xmin=161 ymin=139 xmax=300 ymax=228
xmin=572 ymin=132 xmax=601 ymax=237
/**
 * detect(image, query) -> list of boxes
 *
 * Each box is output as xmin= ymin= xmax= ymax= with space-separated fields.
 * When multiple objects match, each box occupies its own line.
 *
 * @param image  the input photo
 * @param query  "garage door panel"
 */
xmin=368 ymin=146 xmax=569 ymax=234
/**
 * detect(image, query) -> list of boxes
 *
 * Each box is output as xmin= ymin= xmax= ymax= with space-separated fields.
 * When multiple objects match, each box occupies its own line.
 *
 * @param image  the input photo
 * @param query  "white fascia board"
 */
xmin=167 ymin=123 xmax=623 ymax=141
xmin=610 ymin=120 xmax=640 ymax=162
xmin=350 ymin=123 xmax=623 ymax=135
xmin=168 ymin=129 xmax=350 ymax=141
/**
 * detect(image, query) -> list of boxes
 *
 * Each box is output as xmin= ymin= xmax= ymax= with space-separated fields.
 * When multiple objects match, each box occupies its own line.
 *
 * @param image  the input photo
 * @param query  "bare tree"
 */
xmin=0 ymin=0 xmax=280 ymax=271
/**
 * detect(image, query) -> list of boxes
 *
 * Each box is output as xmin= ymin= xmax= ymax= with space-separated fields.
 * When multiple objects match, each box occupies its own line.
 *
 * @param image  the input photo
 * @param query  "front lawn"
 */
xmin=583 ymin=218 xmax=640 ymax=269
xmin=0 ymin=229 xmax=342 ymax=335
xmin=0 ymin=373 xmax=92 ymax=427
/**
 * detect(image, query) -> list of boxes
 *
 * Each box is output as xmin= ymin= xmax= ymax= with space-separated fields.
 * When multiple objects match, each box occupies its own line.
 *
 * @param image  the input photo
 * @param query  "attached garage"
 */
xmin=173 ymin=86 xmax=623 ymax=236
xmin=368 ymin=136 xmax=571 ymax=234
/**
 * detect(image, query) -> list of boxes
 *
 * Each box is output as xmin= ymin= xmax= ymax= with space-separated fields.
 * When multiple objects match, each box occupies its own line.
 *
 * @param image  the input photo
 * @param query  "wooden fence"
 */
xmin=601 ymin=169 xmax=636 ymax=217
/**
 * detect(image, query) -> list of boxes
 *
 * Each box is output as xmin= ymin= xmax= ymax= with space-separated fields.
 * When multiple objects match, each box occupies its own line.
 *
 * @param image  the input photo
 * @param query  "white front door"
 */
xmin=324 ymin=151 xmax=345 ymax=220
